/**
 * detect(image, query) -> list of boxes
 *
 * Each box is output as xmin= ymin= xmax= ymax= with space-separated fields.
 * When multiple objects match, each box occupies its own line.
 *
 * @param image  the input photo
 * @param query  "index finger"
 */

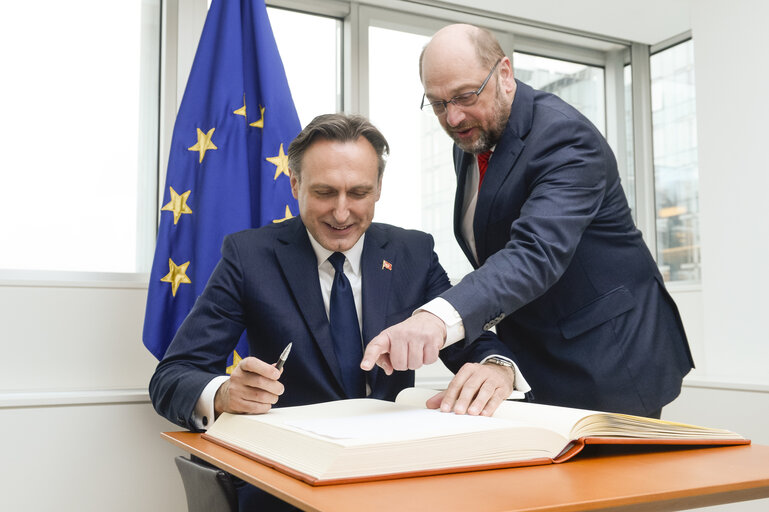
xmin=361 ymin=334 xmax=390 ymax=371
xmin=238 ymin=356 xmax=281 ymax=379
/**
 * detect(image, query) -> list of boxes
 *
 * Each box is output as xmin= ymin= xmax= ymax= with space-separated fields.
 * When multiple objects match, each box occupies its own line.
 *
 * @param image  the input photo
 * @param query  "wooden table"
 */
xmin=163 ymin=432 xmax=769 ymax=511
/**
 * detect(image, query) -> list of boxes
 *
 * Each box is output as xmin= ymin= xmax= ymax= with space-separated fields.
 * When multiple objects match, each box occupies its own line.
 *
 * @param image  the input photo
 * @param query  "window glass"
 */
xmin=267 ymin=8 xmax=340 ymax=127
xmin=650 ymin=40 xmax=700 ymax=283
xmin=0 ymin=1 xmax=160 ymax=272
xmin=513 ymin=52 xmax=606 ymax=135
xmin=623 ymin=64 xmax=636 ymax=215
xmin=368 ymin=26 xmax=473 ymax=280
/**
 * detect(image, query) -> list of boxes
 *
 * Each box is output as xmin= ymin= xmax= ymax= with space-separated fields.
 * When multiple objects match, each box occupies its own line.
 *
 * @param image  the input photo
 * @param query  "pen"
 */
xmin=275 ymin=342 xmax=292 ymax=370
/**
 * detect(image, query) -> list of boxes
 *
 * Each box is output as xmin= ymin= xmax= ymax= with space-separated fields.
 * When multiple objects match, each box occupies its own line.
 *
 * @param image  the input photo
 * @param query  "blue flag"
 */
xmin=142 ymin=0 xmax=300 ymax=368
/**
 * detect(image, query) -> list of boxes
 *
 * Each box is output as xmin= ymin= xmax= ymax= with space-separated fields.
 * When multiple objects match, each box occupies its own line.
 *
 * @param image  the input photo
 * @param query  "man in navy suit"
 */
xmin=363 ymin=24 xmax=694 ymax=418
xmin=150 ymin=113 xmax=517 ymax=511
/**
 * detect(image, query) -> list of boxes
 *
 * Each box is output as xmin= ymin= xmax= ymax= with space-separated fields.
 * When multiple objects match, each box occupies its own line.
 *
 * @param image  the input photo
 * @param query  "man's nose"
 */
xmin=445 ymin=102 xmax=465 ymax=127
xmin=332 ymin=196 xmax=349 ymax=222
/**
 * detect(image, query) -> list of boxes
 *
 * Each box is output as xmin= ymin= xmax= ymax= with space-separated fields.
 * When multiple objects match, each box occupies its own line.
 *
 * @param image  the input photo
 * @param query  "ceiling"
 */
xmin=441 ymin=0 xmax=693 ymax=45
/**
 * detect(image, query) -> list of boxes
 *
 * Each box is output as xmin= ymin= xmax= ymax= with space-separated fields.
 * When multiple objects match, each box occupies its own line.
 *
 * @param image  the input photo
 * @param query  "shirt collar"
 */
xmin=306 ymin=231 xmax=365 ymax=277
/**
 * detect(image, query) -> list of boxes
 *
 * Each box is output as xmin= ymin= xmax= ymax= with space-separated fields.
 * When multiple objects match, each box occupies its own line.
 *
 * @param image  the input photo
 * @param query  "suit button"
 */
xmin=483 ymin=313 xmax=505 ymax=331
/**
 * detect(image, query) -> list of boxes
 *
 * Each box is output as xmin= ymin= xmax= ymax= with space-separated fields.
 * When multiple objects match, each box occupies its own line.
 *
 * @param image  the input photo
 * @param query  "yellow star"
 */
xmin=226 ymin=350 xmax=243 ymax=375
xmin=266 ymin=143 xmax=290 ymax=180
xmin=160 ymin=186 xmax=193 ymax=225
xmin=233 ymin=96 xmax=264 ymax=128
xmin=187 ymin=127 xmax=217 ymax=163
xmin=160 ymin=258 xmax=191 ymax=297
xmin=233 ymin=100 xmax=247 ymax=118
xmin=250 ymin=106 xmax=265 ymax=128
xmin=272 ymin=205 xmax=295 ymax=223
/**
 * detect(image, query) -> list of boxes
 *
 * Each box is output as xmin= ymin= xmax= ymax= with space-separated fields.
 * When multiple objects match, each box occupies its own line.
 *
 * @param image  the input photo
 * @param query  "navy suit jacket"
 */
xmin=441 ymin=80 xmax=694 ymax=416
xmin=150 ymin=216 xmax=515 ymax=431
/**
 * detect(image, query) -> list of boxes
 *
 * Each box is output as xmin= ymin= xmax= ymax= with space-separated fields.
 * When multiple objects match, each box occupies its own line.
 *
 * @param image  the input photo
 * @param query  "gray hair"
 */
xmin=287 ymin=113 xmax=390 ymax=180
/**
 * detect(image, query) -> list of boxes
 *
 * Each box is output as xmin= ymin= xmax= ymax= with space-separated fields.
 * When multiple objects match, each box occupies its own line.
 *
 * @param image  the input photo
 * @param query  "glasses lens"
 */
xmin=433 ymin=104 xmax=447 ymax=115
xmin=453 ymin=92 xmax=479 ymax=107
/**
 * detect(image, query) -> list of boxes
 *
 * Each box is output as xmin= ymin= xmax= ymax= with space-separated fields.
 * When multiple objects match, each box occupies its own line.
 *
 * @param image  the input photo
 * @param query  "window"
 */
xmin=650 ymin=40 xmax=699 ymax=283
xmin=623 ymin=64 xmax=636 ymax=214
xmin=267 ymin=7 xmax=341 ymax=126
xmin=368 ymin=25 xmax=473 ymax=279
xmin=0 ymin=1 xmax=160 ymax=273
xmin=513 ymin=53 xmax=606 ymax=135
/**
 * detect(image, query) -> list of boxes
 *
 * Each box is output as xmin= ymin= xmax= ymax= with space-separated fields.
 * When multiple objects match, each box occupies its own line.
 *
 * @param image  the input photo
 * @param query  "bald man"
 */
xmin=363 ymin=24 xmax=694 ymax=418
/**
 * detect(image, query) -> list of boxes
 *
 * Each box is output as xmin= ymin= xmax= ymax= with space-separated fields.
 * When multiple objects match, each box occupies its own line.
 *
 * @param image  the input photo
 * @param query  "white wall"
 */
xmin=2 ymin=0 xmax=769 ymax=510
xmin=0 ymin=281 xmax=187 ymax=511
xmin=690 ymin=0 xmax=769 ymax=386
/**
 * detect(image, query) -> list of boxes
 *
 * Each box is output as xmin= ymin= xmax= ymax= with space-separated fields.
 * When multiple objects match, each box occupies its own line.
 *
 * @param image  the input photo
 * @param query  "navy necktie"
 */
xmin=328 ymin=252 xmax=365 ymax=398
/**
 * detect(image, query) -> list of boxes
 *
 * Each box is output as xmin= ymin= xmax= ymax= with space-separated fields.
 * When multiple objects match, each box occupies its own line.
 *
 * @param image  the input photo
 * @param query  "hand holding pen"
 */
xmin=213 ymin=342 xmax=292 ymax=416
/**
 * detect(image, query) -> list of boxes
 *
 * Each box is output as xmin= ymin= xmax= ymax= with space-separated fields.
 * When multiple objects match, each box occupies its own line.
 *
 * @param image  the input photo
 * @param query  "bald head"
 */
xmin=419 ymin=24 xmax=506 ymax=81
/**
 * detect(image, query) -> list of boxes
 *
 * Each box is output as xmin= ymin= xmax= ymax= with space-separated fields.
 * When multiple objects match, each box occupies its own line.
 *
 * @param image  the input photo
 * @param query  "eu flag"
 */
xmin=142 ymin=0 xmax=300 ymax=368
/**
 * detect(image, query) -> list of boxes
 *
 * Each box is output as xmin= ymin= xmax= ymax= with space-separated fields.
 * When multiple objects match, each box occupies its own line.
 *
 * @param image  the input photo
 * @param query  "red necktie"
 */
xmin=477 ymin=150 xmax=492 ymax=191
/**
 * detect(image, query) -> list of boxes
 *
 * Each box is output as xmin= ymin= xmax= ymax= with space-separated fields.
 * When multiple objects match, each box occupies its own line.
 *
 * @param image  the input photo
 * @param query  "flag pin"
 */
xmin=382 ymin=260 xmax=392 ymax=271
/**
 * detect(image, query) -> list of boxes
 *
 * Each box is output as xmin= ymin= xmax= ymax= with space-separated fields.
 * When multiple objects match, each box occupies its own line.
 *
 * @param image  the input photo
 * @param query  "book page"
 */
xmin=396 ymin=387 xmax=592 ymax=439
xmin=285 ymin=407 xmax=514 ymax=442
xmin=395 ymin=388 xmax=745 ymax=442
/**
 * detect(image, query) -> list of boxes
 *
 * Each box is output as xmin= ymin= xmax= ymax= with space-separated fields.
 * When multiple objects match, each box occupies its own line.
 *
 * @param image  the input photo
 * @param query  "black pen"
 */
xmin=276 ymin=342 xmax=292 ymax=370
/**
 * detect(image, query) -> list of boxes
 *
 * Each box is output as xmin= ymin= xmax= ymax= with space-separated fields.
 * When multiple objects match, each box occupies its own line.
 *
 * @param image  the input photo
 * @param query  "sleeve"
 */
xmin=441 ymin=117 xmax=611 ymax=343
xmin=192 ymin=375 xmax=230 ymax=430
xmin=148 ymin=235 xmax=248 ymax=431
xmin=416 ymin=235 xmax=524 ymax=377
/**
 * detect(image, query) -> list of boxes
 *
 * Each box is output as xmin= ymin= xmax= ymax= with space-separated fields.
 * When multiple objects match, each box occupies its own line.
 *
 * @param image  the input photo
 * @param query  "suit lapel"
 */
xmin=360 ymin=226 xmax=392 ymax=393
xmin=275 ymin=218 xmax=345 ymax=392
xmin=472 ymin=80 xmax=531 ymax=262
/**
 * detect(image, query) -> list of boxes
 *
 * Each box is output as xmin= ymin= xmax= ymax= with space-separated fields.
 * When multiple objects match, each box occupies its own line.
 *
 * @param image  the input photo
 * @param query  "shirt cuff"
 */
xmin=416 ymin=297 xmax=465 ymax=348
xmin=193 ymin=375 xmax=230 ymax=430
xmin=480 ymin=354 xmax=531 ymax=399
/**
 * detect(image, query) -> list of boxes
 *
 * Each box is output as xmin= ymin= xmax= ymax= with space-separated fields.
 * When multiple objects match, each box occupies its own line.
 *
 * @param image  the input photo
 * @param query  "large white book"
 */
xmin=202 ymin=387 xmax=748 ymax=485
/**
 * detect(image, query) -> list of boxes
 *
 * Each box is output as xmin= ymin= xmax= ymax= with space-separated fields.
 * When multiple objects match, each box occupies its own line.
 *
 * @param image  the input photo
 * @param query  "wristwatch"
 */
xmin=483 ymin=356 xmax=514 ymax=368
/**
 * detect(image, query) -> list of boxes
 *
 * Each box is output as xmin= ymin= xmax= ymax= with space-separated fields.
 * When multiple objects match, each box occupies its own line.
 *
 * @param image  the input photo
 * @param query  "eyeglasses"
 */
xmin=420 ymin=58 xmax=502 ymax=115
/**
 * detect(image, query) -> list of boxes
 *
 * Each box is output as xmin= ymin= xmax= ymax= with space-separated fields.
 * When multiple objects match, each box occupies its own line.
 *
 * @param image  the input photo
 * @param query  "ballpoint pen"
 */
xmin=275 ymin=342 xmax=292 ymax=370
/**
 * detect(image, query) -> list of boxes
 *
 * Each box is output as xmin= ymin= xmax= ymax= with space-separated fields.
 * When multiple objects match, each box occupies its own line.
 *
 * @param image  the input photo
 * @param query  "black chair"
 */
xmin=174 ymin=455 xmax=238 ymax=512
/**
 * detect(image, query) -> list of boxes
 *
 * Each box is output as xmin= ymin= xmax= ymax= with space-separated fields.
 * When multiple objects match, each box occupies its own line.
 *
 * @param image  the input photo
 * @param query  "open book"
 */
xmin=202 ymin=387 xmax=748 ymax=485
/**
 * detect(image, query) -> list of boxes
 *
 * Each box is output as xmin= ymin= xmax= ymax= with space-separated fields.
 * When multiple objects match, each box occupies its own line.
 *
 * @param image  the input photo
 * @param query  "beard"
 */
xmin=449 ymin=86 xmax=510 ymax=155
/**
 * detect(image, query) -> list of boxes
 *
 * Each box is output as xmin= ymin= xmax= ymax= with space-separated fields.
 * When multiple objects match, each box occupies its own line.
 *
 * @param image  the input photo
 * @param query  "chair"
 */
xmin=174 ymin=455 xmax=238 ymax=512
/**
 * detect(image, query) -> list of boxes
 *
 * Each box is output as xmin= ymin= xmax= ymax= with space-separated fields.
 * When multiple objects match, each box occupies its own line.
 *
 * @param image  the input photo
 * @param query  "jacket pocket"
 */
xmin=558 ymin=286 xmax=635 ymax=340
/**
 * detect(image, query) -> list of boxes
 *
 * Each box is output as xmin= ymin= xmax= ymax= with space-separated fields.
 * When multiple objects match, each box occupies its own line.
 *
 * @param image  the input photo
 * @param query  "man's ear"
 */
xmin=289 ymin=170 xmax=299 ymax=199
xmin=499 ymin=56 xmax=516 ymax=93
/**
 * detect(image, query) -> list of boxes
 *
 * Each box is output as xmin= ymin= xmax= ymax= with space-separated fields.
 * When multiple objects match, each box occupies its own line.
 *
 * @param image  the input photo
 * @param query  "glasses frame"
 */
xmin=420 ymin=58 xmax=503 ymax=115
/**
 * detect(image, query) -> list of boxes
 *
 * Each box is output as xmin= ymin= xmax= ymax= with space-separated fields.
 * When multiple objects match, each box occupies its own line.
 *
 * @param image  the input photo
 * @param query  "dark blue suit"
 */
xmin=441 ymin=80 xmax=694 ymax=416
xmin=150 ymin=216 xmax=515 ymax=511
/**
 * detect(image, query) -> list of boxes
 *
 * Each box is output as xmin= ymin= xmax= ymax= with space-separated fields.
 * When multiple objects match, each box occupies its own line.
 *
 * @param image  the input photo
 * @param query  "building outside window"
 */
xmin=650 ymin=39 xmax=699 ymax=283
